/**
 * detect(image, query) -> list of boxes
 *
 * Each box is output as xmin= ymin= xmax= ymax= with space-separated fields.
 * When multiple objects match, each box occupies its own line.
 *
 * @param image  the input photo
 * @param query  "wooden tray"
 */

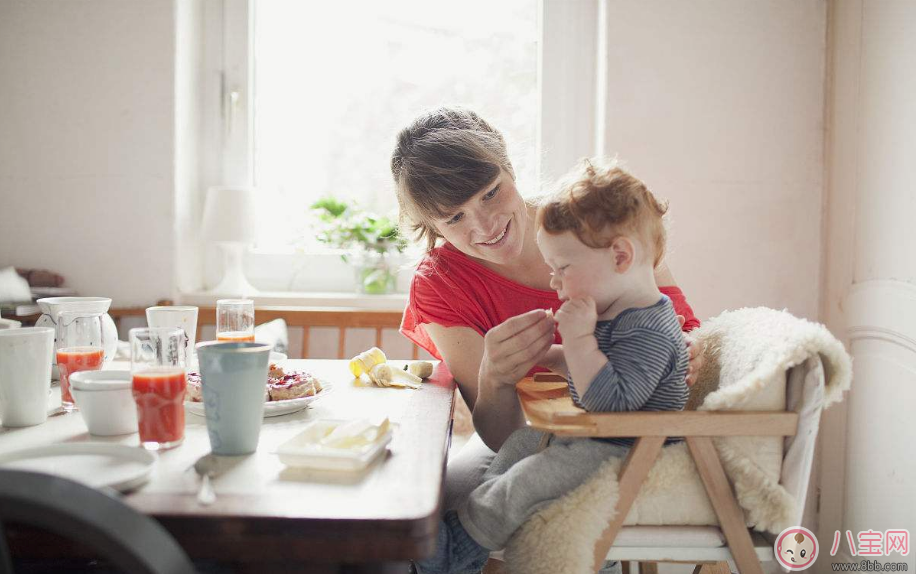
xmin=516 ymin=374 xmax=799 ymax=437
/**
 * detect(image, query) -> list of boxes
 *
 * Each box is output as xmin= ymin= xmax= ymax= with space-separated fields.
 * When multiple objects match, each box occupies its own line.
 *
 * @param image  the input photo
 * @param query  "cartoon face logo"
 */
xmin=775 ymin=526 xmax=819 ymax=570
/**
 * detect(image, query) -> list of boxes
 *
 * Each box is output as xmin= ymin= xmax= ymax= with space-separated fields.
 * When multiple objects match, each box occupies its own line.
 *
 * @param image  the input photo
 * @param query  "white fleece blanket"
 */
xmin=503 ymin=307 xmax=852 ymax=574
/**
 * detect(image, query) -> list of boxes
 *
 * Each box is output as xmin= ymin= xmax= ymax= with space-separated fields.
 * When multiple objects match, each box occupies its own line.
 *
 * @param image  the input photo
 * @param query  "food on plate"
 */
xmin=405 ymin=361 xmax=433 ymax=379
xmin=268 ymin=368 xmax=323 ymax=401
xmin=186 ymin=371 xmax=203 ymax=402
xmin=349 ymin=347 xmax=387 ymax=377
xmin=186 ymin=363 xmax=322 ymax=403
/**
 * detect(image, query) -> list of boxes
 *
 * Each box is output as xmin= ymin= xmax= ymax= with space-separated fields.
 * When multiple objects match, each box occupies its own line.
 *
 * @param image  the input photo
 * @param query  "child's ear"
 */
xmin=610 ymin=236 xmax=635 ymax=273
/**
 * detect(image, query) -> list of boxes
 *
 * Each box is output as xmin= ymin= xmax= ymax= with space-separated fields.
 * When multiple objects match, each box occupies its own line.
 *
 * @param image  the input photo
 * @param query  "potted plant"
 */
xmin=309 ymin=198 xmax=406 ymax=295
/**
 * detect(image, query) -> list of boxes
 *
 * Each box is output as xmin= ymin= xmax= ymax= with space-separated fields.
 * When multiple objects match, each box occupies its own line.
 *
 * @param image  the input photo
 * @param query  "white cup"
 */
xmin=146 ymin=306 xmax=198 ymax=366
xmin=0 ymin=327 xmax=54 ymax=427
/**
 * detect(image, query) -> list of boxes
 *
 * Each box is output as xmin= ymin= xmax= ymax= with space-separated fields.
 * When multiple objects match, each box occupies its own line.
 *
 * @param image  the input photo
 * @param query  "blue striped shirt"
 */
xmin=567 ymin=296 xmax=689 ymax=446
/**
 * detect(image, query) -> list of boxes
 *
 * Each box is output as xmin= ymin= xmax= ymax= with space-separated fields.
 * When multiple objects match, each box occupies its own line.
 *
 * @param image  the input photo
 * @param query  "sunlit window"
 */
xmin=252 ymin=0 xmax=539 ymax=248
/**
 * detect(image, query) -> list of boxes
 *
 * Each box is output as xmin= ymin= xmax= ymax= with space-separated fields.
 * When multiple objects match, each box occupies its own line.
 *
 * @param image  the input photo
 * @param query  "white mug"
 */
xmin=0 ymin=327 xmax=54 ymax=427
xmin=145 ymin=306 xmax=198 ymax=366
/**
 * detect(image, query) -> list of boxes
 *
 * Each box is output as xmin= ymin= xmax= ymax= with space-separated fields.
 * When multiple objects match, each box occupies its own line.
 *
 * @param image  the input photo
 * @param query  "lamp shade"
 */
xmin=200 ymin=187 xmax=259 ymax=244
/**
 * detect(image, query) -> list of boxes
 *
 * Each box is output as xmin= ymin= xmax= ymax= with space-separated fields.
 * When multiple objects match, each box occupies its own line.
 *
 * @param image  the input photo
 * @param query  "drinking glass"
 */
xmin=216 ymin=299 xmax=255 ymax=342
xmin=56 ymin=312 xmax=106 ymax=412
xmin=130 ymin=327 xmax=187 ymax=450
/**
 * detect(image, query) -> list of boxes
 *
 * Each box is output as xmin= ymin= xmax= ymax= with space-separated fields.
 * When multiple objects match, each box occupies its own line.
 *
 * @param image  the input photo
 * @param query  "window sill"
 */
xmin=178 ymin=290 xmax=408 ymax=311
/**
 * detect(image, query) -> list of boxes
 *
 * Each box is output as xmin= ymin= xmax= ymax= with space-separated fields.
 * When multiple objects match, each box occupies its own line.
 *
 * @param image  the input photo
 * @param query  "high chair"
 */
xmin=496 ymin=358 xmax=823 ymax=574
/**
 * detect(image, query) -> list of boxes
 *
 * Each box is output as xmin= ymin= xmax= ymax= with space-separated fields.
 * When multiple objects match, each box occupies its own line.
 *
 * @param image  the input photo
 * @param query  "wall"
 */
xmin=0 ymin=0 xmax=178 ymax=307
xmin=598 ymin=0 xmax=828 ymax=323
xmin=818 ymin=1 xmax=916 ymax=571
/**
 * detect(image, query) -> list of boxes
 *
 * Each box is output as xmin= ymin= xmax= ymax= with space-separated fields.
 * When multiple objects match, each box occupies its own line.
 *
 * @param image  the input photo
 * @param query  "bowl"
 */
xmin=69 ymin=370 xmax=138 ymax=436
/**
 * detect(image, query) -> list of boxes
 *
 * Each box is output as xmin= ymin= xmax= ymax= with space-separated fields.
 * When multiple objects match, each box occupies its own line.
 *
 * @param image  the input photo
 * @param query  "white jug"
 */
xmin=36 ymin=297 xmax=119 ymax=378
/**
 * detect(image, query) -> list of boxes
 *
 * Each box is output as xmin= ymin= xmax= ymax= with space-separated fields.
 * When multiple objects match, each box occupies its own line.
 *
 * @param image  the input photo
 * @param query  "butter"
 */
xmin=319 ymin=418 xmax=390 ymax=450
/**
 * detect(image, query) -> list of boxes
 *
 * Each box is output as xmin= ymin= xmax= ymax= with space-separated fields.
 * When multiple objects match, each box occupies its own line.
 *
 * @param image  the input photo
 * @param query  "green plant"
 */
xmin=309 ymin=198 xmax=405 ymax=294
xmin=310 ymin=197 xmax=405 ymax=256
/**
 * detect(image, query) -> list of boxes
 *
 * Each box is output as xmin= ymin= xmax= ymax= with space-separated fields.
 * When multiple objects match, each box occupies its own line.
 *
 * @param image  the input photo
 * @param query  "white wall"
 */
xmin=818 ymin=2 xmax=916 ymax=571
xmin=598 ymin=0 xmax=828 ymax=323
xmin=0 ymin=0 xmax=177 ymax=307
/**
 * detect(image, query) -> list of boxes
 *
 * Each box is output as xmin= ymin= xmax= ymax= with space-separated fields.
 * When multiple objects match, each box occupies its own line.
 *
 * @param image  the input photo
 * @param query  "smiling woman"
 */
xmin=391 ymin=108 xmax=703 ymax=534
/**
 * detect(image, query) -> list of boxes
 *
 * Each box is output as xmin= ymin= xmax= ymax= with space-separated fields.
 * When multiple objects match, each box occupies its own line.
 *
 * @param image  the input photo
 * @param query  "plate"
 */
xmin=0 ymin=443 xmax=156 ymax=492
xmin=185 ymin=381 xmax=332 ymax=419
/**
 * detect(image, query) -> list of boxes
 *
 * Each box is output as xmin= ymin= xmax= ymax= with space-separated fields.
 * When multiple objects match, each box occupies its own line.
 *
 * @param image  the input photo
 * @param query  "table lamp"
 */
xmin=201 ymin=187 xmax=259 ymax=296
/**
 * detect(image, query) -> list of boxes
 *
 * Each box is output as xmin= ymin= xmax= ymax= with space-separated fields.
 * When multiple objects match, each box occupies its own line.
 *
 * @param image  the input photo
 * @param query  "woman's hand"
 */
xmin=480 ymin=309 xmax=556 ymax=386
xmin=678 ymin=315 xmax=704 ymax=387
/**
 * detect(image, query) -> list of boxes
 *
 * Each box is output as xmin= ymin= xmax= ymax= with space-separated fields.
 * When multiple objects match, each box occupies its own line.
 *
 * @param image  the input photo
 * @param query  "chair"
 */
xmin=109 ymin=303 xmax=423 ymax=360
xmin=0 ymin=469 xmax=196 ymax=574
xmin=489 ymin=307 xmax=850 ymax=574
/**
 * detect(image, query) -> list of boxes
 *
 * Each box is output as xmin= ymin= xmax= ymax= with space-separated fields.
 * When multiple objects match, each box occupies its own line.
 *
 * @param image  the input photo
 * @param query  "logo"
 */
xmin=775 ymin=526 xmax=819 ymax=570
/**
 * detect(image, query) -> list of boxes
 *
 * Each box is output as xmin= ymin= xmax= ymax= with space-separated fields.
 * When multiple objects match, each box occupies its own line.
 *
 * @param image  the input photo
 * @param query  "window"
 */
xmin=205 ymin=0 xmax=600 ymax=292
xmin=244 ymin=0 xmax=540 ymax=248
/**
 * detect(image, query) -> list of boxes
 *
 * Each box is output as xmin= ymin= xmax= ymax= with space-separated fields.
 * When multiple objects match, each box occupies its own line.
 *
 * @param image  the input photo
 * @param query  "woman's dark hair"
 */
xmin=391 ymin=107 xmax=515 ymax=252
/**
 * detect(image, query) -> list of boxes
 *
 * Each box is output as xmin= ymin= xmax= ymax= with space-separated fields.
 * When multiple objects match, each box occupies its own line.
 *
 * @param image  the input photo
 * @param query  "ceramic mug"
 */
xmin=0 ymin=327 xmax=54 ymax=427
xmin=196 ymin=341 xmax=271 ymax=455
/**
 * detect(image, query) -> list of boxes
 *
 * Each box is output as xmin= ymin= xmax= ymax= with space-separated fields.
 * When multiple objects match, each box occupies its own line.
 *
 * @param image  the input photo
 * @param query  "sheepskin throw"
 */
xmin=503 ymin=307 xmax=852 ymax=574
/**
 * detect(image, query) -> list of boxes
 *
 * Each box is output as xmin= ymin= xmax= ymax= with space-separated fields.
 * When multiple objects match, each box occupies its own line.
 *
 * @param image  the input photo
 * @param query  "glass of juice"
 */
xmin=56 ymin=312 xmax=106 ymax=412
xmin=216 ymin=299 xmax=255 ymax=342
xmin=130 ymin=327 xmax=187 ymax=450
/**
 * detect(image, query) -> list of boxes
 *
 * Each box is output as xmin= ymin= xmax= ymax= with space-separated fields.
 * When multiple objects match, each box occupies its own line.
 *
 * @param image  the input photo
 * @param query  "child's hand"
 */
xmin=555 ymin=297 xmax=598 ymax=343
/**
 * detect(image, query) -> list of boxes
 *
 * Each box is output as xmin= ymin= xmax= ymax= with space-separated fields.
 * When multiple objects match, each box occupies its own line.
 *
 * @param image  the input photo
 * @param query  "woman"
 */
xmin=392 ymin=106 xmax=702 ymax=510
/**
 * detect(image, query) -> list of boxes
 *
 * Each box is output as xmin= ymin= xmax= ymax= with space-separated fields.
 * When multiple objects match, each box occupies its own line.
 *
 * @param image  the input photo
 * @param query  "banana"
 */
xmin=349 ymin=347 xmax=387 ymax=377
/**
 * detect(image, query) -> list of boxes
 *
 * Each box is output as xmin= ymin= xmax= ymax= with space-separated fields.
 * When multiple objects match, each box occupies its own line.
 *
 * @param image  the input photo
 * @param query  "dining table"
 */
xmin=0 ymin=359 xmax=457 ymax=573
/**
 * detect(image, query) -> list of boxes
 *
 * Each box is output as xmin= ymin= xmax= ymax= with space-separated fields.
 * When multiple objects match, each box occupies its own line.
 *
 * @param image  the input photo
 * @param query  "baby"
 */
xmin=415 ymin=159 xmax=689 ymax=574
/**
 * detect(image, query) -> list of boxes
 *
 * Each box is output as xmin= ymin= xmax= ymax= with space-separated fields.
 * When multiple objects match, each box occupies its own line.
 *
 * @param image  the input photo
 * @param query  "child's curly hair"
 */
xmin=536 ymin=159 xmax=669 ymax=267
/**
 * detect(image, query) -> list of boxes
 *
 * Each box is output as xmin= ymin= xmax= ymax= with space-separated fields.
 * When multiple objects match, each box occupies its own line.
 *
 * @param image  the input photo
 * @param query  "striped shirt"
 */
xmin=567 ymin=296 xmax=689 ymax=447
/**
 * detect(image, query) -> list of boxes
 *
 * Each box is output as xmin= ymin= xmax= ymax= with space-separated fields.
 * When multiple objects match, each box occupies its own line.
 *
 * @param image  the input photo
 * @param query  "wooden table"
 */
xmin=0 ymin=360 xmax=456 ymax=573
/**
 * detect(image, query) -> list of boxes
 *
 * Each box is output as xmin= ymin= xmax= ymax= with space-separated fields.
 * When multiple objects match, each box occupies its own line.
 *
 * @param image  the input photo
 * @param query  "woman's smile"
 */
xmin=476 ymin=220 xmax=511 ymax=248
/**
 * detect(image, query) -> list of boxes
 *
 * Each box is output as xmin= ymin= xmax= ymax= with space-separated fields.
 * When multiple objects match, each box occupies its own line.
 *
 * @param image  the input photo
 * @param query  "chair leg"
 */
xmin=591 ymin=437 xmax=666 ymax=572
xmin=686 ymin=437 xmax=763 ymax=574
xmin=692 ymin=563 xmax=732 ymax=574
xmin=622 ymin=561 xmax=631 ymax=574
xmin=639 ymin=562 xmax=659 ymax=574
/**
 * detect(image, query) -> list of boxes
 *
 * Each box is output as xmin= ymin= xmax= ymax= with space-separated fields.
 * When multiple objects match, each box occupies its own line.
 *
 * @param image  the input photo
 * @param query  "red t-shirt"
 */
xmin=401 ymin=244 xmax=700 ymax=360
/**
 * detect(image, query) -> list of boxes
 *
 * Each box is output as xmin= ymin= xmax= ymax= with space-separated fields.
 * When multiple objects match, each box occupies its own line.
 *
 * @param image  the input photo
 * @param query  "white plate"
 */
xmin=185 ymin=381 xmax=332 ymax=418
xmin=0 ymin=443 xmax=156 ymax=492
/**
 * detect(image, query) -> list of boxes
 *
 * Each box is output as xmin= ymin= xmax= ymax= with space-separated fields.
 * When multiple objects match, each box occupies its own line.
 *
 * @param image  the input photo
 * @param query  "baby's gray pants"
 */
xmin=457 ymin=427 xmax=629 ymax=551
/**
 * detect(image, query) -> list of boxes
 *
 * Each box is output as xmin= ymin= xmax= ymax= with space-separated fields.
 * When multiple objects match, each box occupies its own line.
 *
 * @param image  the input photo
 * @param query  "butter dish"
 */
xmin=276 ymin=418 xmax=393 ymax=472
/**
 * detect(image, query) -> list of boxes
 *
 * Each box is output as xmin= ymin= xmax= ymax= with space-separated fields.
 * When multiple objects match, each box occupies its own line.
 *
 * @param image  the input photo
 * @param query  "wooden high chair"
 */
xmin=510 ymin=373 xmax=800 ymax=574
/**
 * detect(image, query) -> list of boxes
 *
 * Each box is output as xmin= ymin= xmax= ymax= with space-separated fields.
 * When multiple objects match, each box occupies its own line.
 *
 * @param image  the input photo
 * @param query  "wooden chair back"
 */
xmin=109 ymin=304 xmax=424 ymax=360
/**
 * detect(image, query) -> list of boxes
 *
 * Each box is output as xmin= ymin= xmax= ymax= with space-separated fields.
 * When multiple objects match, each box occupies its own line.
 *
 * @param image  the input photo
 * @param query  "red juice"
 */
xmin=56 ymin=347 xmax=104 ymax=411
xmin=132 ymin=368 xmax=187 ymax=449
xmin=217 ymin=331 xmax=255 ymax=343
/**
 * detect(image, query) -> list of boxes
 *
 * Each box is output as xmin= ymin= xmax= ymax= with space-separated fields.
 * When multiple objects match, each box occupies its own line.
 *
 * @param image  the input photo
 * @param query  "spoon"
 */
xmin=193 ymin=453 xmax=218 ymax=506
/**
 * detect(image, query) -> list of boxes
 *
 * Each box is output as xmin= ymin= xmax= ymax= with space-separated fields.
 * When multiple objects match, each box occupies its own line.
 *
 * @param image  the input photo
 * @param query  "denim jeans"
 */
xmin=414 ymin=510 xmax=490 ymax=574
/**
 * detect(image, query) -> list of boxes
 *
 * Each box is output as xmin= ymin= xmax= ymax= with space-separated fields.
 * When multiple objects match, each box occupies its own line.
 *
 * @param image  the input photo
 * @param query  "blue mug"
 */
xmin=196 ymin=342 xmax=272 ymax=455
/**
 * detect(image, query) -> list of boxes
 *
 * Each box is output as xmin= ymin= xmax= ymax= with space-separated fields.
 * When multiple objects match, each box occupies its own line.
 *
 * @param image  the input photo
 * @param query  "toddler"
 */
xmin=416 ymin=159 xmax=689 ymax=574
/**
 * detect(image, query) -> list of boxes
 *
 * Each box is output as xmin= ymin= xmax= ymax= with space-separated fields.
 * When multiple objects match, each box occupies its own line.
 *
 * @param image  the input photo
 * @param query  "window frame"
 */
xmin=199 ymin=0 xmax=603 ymax=293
